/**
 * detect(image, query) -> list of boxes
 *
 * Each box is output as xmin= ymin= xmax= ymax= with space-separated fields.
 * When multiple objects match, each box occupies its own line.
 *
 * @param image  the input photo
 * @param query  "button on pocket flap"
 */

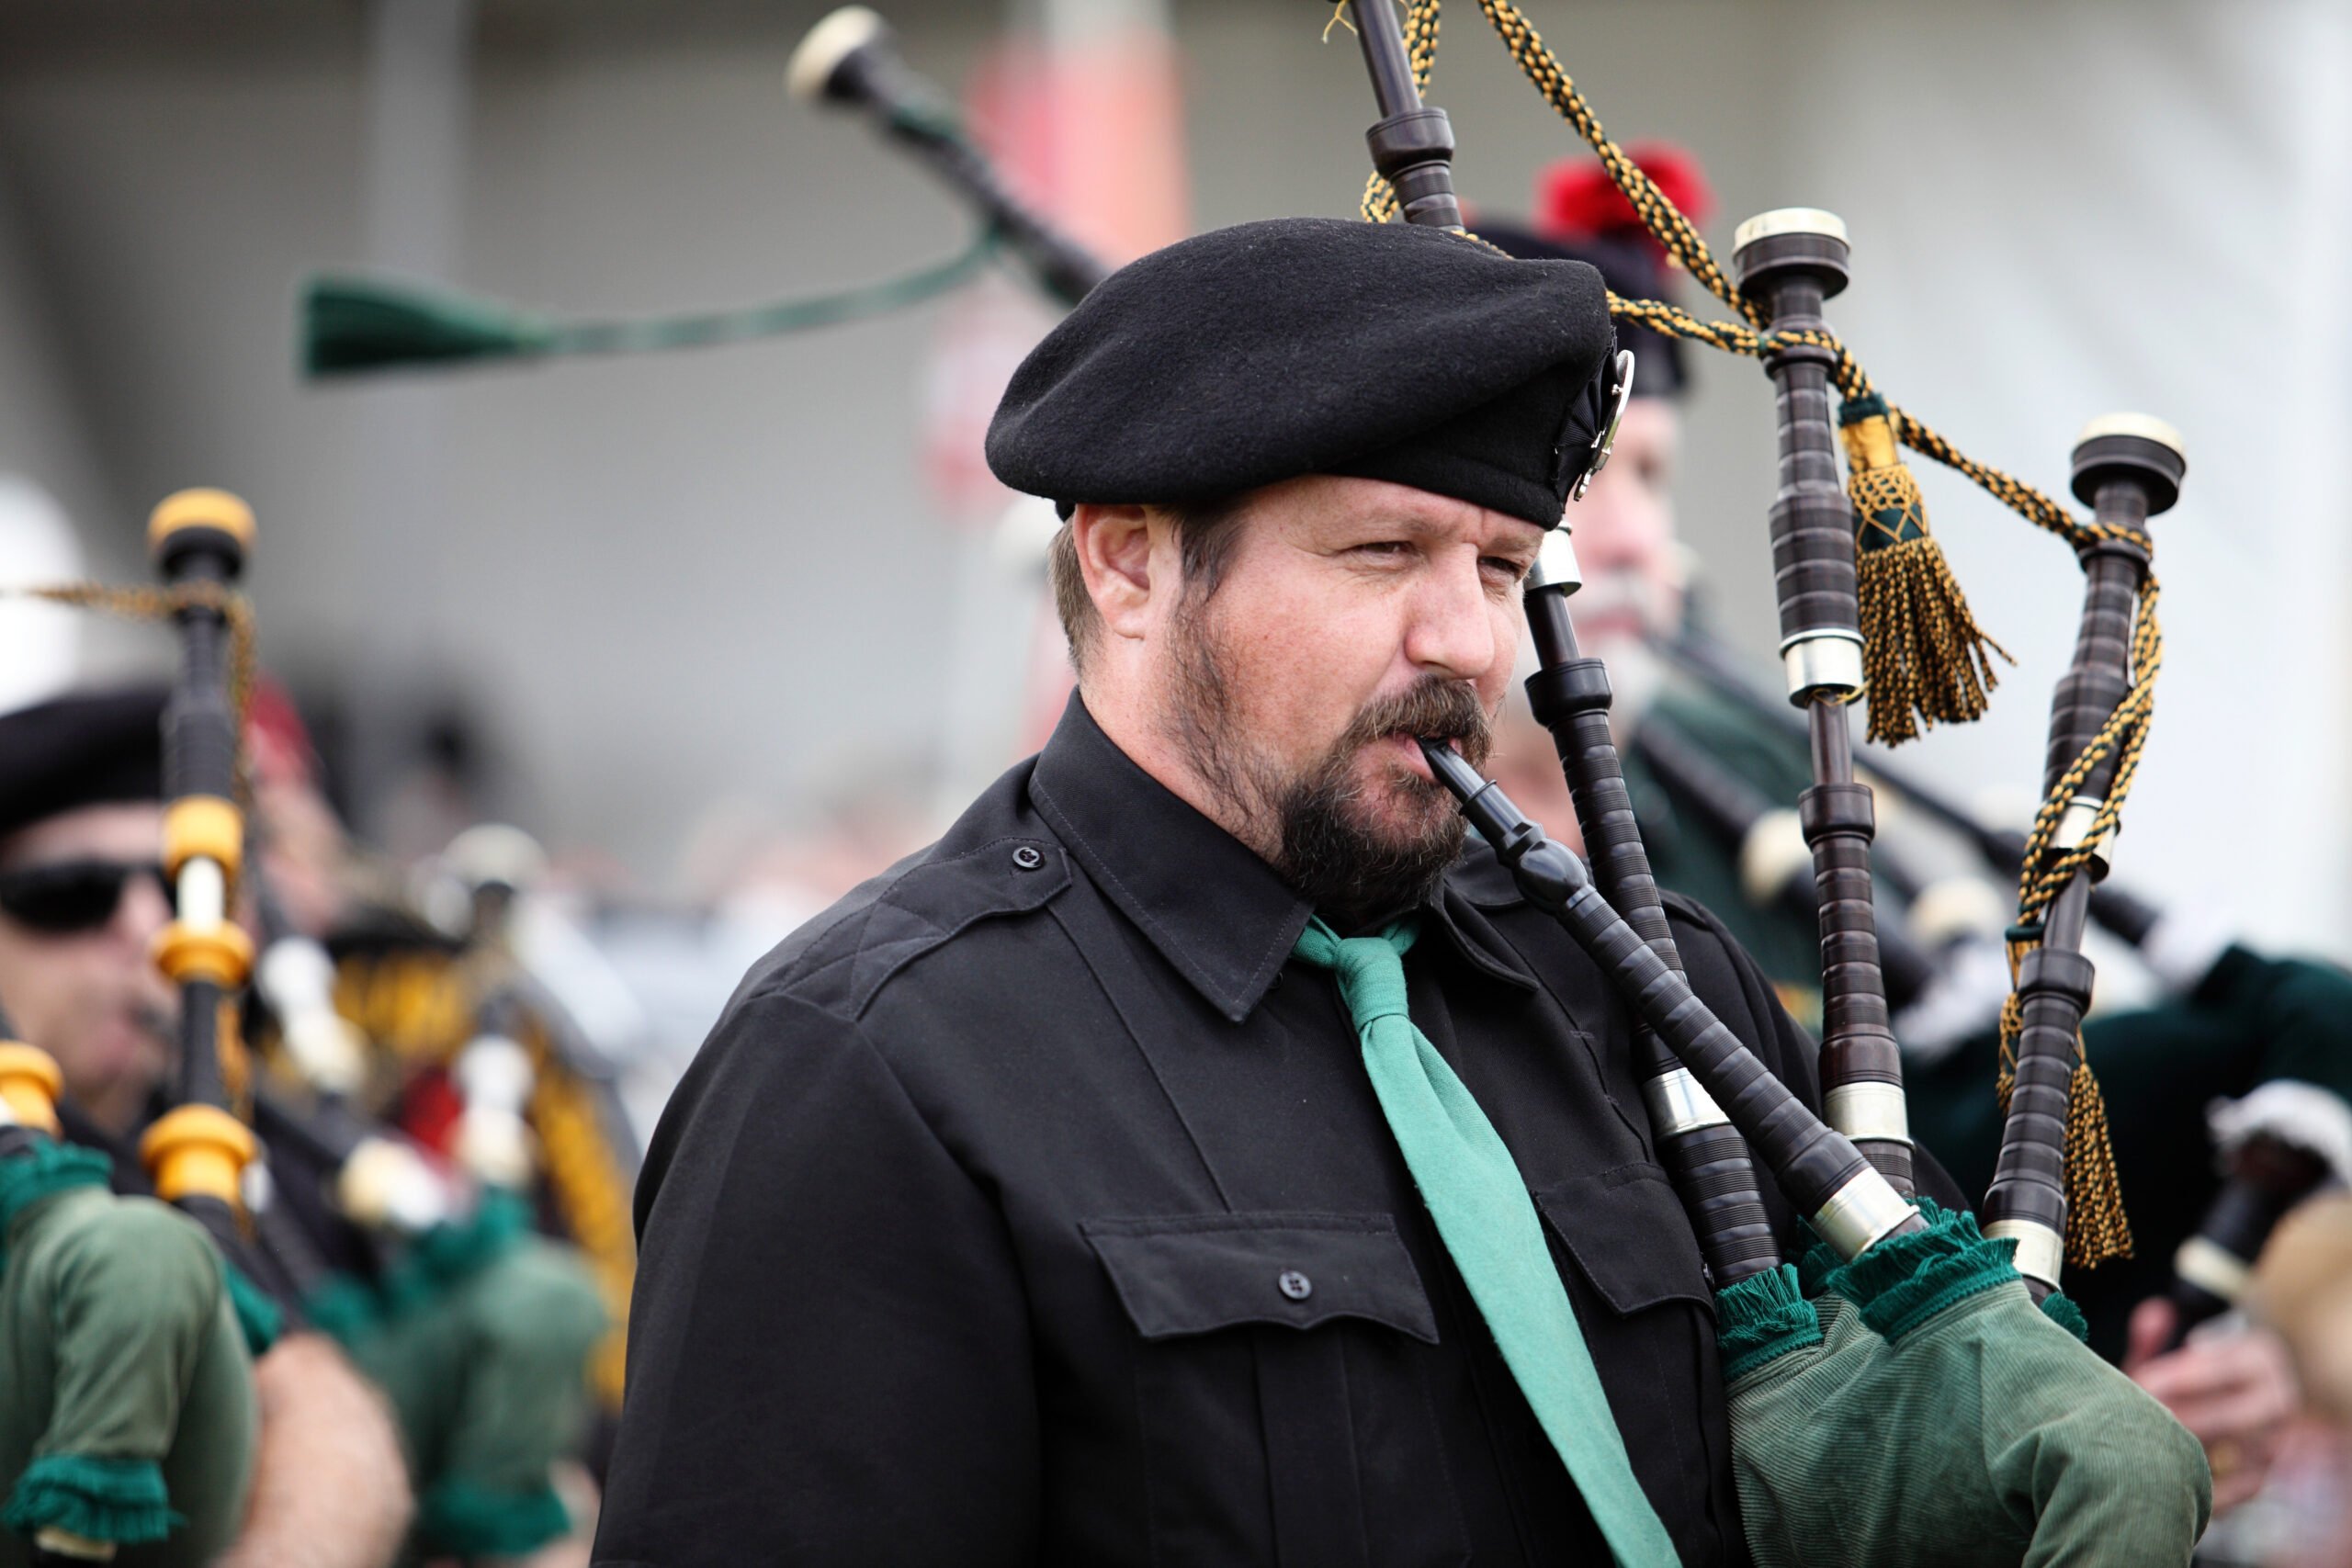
xmin=1534 ymin=1165 xmax=1714 ymax=1316
xmin=1082 ymin=1213 xmax=1439 ymax=1344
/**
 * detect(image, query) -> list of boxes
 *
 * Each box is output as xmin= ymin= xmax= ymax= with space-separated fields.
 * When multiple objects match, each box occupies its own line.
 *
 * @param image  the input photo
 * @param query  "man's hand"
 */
xmin=2124 ymin=1298 xmax=2301 ymax=1517
xmin=217 ymin=1331 xmax=415 ymax=1568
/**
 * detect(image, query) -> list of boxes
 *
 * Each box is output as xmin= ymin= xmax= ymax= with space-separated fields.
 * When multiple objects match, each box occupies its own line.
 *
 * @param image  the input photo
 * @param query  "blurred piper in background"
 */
xmin=0 ymin=684 xmax=612 ymax=1567
xmin=0 ymin=688 xmax=413 ymax=1568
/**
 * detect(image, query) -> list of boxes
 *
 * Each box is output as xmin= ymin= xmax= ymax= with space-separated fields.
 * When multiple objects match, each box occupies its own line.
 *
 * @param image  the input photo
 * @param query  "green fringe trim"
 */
xmin=221 ymin=1260 xmax=285 ymax=1358
xmin=2040 ymin=1290 xmax=2091 ymax=1343
xmin=0 ymin=1143 xmax=114 ymax=1278
xmin=309 ymin=1190 xmax=536 ymax=1343
xmin=2 ymin=1454 xmax=182 ymax=1545
xmin=1715 ymin=1264 xmax=1822 ymax=1381
xmin=0 ymin=1142 xmax=113 ymax=1236
xmin=417 ymin=1476 xmax=570 ymax=1557
xmin=383 ymin=1189 xmax=532 ymax=1314
xmin=1821 ymin=1198 xmax=2021 ymax=1342
xmin=1793 ymin=1224 xmax=1842 ymax=1300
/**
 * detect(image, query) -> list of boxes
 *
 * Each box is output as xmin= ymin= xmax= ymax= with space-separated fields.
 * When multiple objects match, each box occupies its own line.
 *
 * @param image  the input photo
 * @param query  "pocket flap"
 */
xmin=1534 ymin=1164 xmax=1714 ymax=1317
xmin=1082 ymin=1213 xmax=1439 ymax=1344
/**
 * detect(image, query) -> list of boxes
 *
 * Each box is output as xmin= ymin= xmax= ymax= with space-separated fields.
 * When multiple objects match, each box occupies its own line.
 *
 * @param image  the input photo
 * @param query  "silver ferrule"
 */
xmin=177 ymin=857 xmax=227 ymax=931
xmin=2051 ymin=795 xmax=2115 ymax=870
xmin=2075 ymin=411 xmax=2186 ymax=460
xmin=1778 ymin=629 xmax=1865 ymax=701
xmin=2173 ymin=1236 xmax=2252 ymax=1304
xmin=1734 ymin=207 xmax=1849 ymax=249
xmin=1984 ymin=1217 xmax=2065 ymax=1290
xmin=1824 ymin=1082 xmax=1914 ymax=1146
xmin=1527 ymin=528 xmax=1583 ymax=595
xmin=1642 ymin=1067 xmax=1728 ymax=1137
xmin=1811 ymin=1170 xmax=1917 ymax=1261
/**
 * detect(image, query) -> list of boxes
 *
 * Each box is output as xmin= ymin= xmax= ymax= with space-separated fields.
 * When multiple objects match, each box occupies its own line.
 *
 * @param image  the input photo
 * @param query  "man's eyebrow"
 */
xmin=1343 ymin=507 xmax=1515 ymax=543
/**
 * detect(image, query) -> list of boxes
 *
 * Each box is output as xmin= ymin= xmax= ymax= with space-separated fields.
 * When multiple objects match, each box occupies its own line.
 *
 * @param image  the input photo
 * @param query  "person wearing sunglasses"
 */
xmin=0 ymin=685 xmax=414 ymax=1568
xmin=0 ymin=688 xmax=183 ymax=1138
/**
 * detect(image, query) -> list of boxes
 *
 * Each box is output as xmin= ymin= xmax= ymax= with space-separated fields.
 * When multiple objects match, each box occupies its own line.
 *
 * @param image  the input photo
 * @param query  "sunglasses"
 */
xmin=0 ymin=859 xmax=175 ymax=936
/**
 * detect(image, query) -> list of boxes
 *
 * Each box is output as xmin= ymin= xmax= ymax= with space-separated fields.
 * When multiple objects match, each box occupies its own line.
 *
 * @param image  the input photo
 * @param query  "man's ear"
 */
xmin=1069 ymin=503 xmax=1157 ymax=641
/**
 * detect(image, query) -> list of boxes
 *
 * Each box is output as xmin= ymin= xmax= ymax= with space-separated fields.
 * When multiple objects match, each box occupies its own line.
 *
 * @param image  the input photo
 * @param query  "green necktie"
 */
xmin=1292 ymin=916 xmax=1678 ymax=1568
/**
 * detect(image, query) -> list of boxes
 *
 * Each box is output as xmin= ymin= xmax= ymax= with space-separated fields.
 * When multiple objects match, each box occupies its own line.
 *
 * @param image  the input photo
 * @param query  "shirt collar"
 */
xmin=1028 ymin=694 xmax=1536 ymax=1022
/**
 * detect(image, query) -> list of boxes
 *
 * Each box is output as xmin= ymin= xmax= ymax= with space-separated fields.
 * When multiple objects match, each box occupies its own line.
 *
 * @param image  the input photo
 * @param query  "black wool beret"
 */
xmin=986 ymin=217 xmax=1619 ymax=529
xmin=1474 ymin=220 xmax=1687 ymax=400
xmin=0 ymin=687 xmax=166 ymax=844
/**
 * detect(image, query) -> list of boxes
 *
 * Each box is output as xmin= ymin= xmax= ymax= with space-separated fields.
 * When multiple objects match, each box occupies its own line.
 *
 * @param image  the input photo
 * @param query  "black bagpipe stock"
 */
xmin=787 ymin=6 xmax=1110 ymax=308
xmin=1981 ymin=417 xmax=2182 ymax=1297
xmin=1729 ymin=212 xmax=1914 ymax=1199
xmin=1337 ymin=0 xmax=1813 ymax=1282
xmin=1421 ymin=743 xmax=1923 ymax=1261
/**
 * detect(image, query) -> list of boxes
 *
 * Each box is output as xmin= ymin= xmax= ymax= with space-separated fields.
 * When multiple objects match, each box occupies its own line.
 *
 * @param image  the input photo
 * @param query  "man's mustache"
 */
xmin=1343 ymin=679 xmax=1492 ymax=769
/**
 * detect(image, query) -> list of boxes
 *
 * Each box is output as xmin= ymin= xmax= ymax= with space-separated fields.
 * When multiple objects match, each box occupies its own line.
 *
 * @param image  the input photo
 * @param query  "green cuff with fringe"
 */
xmin=1716 ymin=1264 xmax=1823 ymax=1381
xmin=2 ymin=1453 xmax=182 ymax=1545
xmin=0 ymin=1144 xmax=114 ymax=1275
xmin=2039 ymin=1289 xmax=2091 ymax=1343
xmin=1818 ymin=1197 xmax=2020 ymax=1342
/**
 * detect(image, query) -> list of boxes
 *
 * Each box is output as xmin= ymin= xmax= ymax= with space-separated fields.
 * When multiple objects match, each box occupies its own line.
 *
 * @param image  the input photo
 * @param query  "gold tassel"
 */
xmin=2064 ymin=1059 xmax=2133 ymax=1268
xmin=1838 ymin=394 xmax=2012 ymax=745
xmin=1996 ymin=932 xmax=2134 ymax=1271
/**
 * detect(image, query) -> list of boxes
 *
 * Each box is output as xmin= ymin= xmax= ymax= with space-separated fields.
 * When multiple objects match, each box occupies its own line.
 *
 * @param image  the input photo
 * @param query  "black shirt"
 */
xmin=594 ymin=697 xmax=1923 ymax=1568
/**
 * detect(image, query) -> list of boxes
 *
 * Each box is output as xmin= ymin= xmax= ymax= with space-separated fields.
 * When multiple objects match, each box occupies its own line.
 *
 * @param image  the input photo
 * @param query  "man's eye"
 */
xmin=1482 ymin=556 xmax=1531 ymax=581
xmin=1354 ymin=540 xmax=1414 ymax=559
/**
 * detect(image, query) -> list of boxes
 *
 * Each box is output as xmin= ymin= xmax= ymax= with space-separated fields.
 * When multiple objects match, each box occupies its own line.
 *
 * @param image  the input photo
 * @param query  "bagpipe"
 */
xmin=0 ymin=491 xmax=463 ymax=1567
xmin=0 ymin=997 xmax=257 ymax=1564
xmin=139 ymin=491 xmax=317 ymax=1324
xmin=300 ymin=7 xmax=1099 ymax=382
xmin=1648 ymin=627 xmax=2352 ymax=1347
xmin=1329 ymin=0 xmax=2209 ymax=1560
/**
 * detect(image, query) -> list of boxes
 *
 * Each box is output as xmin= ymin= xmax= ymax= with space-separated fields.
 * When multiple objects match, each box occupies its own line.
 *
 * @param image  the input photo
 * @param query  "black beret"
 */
xmin=1473 ymin=220 xmax=1687 ymax=399
xmin=986 ymin=217 xmax=1619 ymax=529
xmin=0 ymin=688 xmax=166 ymax=844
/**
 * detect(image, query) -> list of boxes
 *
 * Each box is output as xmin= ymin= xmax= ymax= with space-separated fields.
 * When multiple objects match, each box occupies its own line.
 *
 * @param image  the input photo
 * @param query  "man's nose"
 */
xmin=1402 ymin=555 xmax=1503 ymax=682
xmin=1568 ymin=479 xmax=1638 ymax=568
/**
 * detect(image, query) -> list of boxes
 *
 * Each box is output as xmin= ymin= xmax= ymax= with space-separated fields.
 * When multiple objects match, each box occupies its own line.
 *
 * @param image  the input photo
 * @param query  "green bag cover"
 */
xmin=1726 ymin=1274 xmax=2211 ymax=1566
xmin=0 ymin=1159 xmax=257 ymax=1568
xmin=332 ymin=1235 xmax=605 ymax=1558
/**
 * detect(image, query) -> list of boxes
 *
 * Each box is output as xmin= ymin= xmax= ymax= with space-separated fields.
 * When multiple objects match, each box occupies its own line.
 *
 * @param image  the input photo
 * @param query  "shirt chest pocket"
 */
xmin=1082 ymin=1213 xmax=1470 ymax=1568
xmin=1536 ymin=1164 xmax=1732 ymax=1567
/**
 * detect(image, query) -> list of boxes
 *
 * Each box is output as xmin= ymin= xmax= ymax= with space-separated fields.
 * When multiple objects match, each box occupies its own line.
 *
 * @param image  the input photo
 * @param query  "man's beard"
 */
xmin=1166 ymin=600 xmax=1492 ymax=931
